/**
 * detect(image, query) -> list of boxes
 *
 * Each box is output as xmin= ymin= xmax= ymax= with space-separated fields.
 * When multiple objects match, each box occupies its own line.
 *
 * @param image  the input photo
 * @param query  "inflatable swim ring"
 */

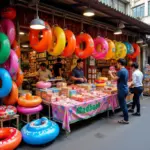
xmin=0 ymin=105 xmax=17 ymax=119
xmin=0 ymin=68 xmax=12 ymax=98
xmin=0 ymin=127 xmax=22 ymax=150
xmin=1 ymin=7 xmax=16 ymax=20
xmin=15 ymin=68 xmax=24 ymax=87
xmin=96 ymin=83 xmax=106 ymax=87
xmin=36 ymin=81 xmax=51 ymax=89
xmin=2 ymin=49 xmax=19 ymax=77
xmin=30 ymin=22 xmax=52 ymax=52
xmin=0 ymin=33 xmax=10 ymax=64
xmin=21 ymin=117 xmax=59 ymax=145
xmin=75 ymin=33 xmax=94 ymax=59
xmin=17 ymin=104 xmax=43 ymax=114
xmin=3 ymin=81 xmax=18 ymax=105
xmin=12 ymin=40 xmax=21 ymax=58
xmin=0 ymin=19 xmax=16 ymax=45
xmin=92 ymin=36 xmax=108 ymax=59
xmin=48 ymin=26 xmax=66 ymax=56
xmin=18 ymin=93 xmax=42 ymax=107
xmin=123 ymin=42 xmax=134 ymax=54
xmin=62 ymin=29 xmax=76 ymax=57
xmin=128 ymin=43 xmax=140 ymax=59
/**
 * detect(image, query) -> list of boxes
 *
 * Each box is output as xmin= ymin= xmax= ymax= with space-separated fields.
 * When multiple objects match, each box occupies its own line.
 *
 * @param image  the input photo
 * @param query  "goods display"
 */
xmin=21 ymin=117 xmax=60 ymax=145
xmin=0 ymin=127 xmax=22 ymax=150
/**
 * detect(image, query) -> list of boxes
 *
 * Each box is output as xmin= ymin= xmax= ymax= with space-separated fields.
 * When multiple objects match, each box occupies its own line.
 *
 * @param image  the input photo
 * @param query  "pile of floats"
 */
xmin=0 ymin=6 xmax=141 ymax=149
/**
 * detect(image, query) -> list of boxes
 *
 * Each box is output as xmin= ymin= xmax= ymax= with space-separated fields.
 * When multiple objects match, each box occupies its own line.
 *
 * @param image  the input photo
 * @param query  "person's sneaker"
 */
xmin=128 ymin=109 xmax=134 ymax=113
xmin=132 ymin=112 xmax=141 ymax=116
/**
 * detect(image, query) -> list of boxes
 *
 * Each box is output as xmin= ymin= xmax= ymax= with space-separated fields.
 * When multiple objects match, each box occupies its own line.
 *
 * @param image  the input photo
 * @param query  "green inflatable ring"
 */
xmin=0 ymin=33 xmax=10 ymax=64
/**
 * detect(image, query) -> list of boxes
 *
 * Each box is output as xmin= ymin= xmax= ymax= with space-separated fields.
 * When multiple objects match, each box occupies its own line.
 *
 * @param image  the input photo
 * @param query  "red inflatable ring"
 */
xmin=62 ymin=30 xmax=76 ymax=57
xmin=0 ymin=127 xmax=22 ymax=150
xmin=1 ymin=7 xmax=16 ymax=20
xmin=0 ymin=105 xmax=17 ymax=119
xmin=75 ymin=33 xmax=94 ymax=59
xmin=29 ymin=22 xmax=52 ymax=52
xmin=127 ymin=43 xmax=140 ymax=59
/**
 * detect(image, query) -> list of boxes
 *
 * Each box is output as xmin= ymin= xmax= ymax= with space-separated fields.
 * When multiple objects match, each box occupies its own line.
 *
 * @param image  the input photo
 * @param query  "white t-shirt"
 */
xmin=132 ymin=69 xmax=143 ymax=87
xmin=38 ymin=69 xmax=52 ymax=81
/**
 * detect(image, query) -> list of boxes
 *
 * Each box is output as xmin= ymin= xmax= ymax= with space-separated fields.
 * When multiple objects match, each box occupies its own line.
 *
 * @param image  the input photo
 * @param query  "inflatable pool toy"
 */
xmin=36 ymin=81 xmax=51 ymax=89
xmin=48 ymin=26 xmax=66 ymax=56
xmin=0 ymin=33 xmax=10 ymax=64
xmin=2 ymin=49 xmax=19 ymax=77
xmin=128 ymin=43 xmax=140 ymax=59
xmin=30 ymin=22 xmax=52 ymax=52
xmin=98 ymin=77 xmax=108 ymax=82
xmin=17 ymin=104 xmax=43 ymax=114
xmin=0 ymin=105 xmax=17 ymax=119
xmin=1 ymin=7 xmax=16 ymax=20
xmin=15 ymin=68 xmax=24 ymax=87
xmin=62 ymin=29 xmax=76 ymax=57
xmin=75 ymin=33 xmax=94 ymax=59
xmin=0 ymin=19 xmax=16 ymax=45
xmin=12 ymin=40 xmax=21 ymax=58
xmin=0 ymin=127 xmax=22 ymax=150
xmin=21 ymin=117 xmax=60 ymax=145
xmin=92 ymin=36 xmax=108 ymax=59
xmin=105 ymin=39 xmax=115 ymax=60
xmin=0 ymin=68 xmax=12 ymax=98
xmin=96 ymin=83 xmax=106 ymax=87
xmin=3 ymin=81 xmax=18 ymax=105
xmin=123 ymin=42 xmax=134 ymax=54
xmin=18 ymin=93 xmax=42 ymax=107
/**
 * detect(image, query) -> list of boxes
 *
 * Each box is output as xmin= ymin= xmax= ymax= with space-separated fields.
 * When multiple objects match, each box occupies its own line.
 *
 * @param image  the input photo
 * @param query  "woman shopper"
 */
xmin=109 ymin=59 xmax=129 ymax=124
xmin=129 ymin=62 xmax=143 ymax=116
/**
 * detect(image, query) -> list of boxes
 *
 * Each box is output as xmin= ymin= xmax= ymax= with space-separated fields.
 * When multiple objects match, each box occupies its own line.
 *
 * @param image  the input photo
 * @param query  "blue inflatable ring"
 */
xmin=21 ymin=117 xmax=60 ymax=145
xmin=0 ymin=68 xmax=12 ymax=98
xmin=123 ymin=42 xmax=134 ymax=54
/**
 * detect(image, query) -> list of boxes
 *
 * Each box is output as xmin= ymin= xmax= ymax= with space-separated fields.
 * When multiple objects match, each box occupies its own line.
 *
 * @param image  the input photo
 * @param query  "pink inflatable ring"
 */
xmin=0 ymin=19 xmax=16 ymax=45
xmin=36 ymin=81 xmax=51 ymax=89
xmin=92 ymin=36 xmax=108 ymax=59
xmin=2 ymin=49 xmax=19 ymax=77
xmin=17 ymin=105 xmax=43 ymax=114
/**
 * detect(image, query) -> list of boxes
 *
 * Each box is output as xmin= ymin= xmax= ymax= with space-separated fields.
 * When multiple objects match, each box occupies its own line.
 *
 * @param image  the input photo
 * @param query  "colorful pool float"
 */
xmin=21 ymin=117 xmax=60 ymax=145
xmin=36 ymin=81 xmax=51 ymax=89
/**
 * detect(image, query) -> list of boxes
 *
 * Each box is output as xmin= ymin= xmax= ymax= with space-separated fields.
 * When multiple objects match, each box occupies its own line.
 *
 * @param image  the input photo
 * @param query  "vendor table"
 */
xmin=51 ymin=94 xmax=118 ymax=133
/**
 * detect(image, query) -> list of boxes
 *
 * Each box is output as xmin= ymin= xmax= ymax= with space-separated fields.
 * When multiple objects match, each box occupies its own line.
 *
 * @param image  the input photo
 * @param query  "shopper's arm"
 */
xmin=108 ymin=71 xmax=119 ymax=80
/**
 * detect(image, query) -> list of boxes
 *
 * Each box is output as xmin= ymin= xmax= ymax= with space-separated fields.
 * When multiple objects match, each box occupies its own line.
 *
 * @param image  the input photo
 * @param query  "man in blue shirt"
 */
xmin=109 ymin=59 xmax=129 ymax=124
xmin=71 ymin=59 xmax=87 ymax=84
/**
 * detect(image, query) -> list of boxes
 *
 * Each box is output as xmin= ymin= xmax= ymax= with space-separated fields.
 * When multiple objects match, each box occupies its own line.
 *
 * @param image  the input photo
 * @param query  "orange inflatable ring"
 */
xmin=29 ymin=22 xmax=52 ymax=52
xmin=3 ymin=81 xmax=18 ymax=105
xmin=75 ymin=33 xmax=94 ymax=59
xmin=18 ymin=93 xmax=42 ymax=107
xmin=12 ymin=40 xmax=21 ymax=58
xmin=15 ymin=68 xmax=24 ymax=87
xmin=0 ymin=127 xmax=22 ymax=150
xmin=127 ymin=43 xmax=140 ymax=59
xmin=62 ymin=30 xmax=76 ymax=57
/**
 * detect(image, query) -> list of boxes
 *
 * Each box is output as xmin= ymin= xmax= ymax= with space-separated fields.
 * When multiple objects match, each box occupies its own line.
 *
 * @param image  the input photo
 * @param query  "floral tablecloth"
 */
xmin=51 ymin=94 xmax=118 ymax=132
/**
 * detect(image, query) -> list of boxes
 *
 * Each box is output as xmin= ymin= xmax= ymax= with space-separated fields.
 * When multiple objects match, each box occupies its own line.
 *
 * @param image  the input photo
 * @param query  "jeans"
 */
xmin=132 ymin=86 xmax=143 ymax=113
xmin=118 ymin=90 xmax=129 ymax=121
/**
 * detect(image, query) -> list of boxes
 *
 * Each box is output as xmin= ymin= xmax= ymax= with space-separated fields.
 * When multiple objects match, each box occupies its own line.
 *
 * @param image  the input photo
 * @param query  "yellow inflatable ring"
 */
xmin=47 ymin=26 xmax=66 ymax=56
xmin=105 ymin=39 xmax=115 ymax=60
xmin=96 ymin=83 xmax=106 ymax=87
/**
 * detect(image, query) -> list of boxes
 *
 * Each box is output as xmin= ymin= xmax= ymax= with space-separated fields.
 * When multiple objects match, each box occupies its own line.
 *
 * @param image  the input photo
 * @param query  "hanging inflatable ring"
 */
xmin=62 ymin=29 xmax=76 ymax=57
xmin=0 ymin=68 xmax=12 ymax=98
xmin=123 ymin=42 xmax=133 ymax=54
xmin=0 ymin=19 xmax=16 ymax=45
xmin=92 ymin=36 xmax=108 ymax=59
xmin=0 ymin=127 xmax=22 ymax=150
xmin=75 ymin=33 xmax=94 ymax=59
xmin=1 ymin=7 xmax=16 ymax=20
xmin=30 ymin=22 xmax=52 ymax=52
xmin=48 ymin=26 xmax=66 ymax=56
xmin=12 ymin=40 xmax=21 ymax=58
xmin=0 ymin=33 xmax=10 ymax=64
xmin=3 ymin=81 xmax=18 ymax=105
xmin=128 ymin=43 xmax=140 ymax=59
xmin=2 ymin=49 xmax=19 ymax=77
xmin=15 ymin=68 xmax=24 ymax=87
xmin=105 ymin=39 xmax=115 ymax=60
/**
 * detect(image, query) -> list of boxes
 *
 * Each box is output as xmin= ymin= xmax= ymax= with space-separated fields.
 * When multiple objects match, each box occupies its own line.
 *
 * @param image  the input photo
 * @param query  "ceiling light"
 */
xmin=30 ymin=2 xmax=45 ymax=30
xmin=83 ymin=8 xmax=95 ymax=17
xmin=22 ymin=44 xmax=29 ymax=48
xmin=19 ymin=32 xmax=25 ymax=35
xmin=142 ymin=43 xmax=148 ymax=47
xmin=136 ymin=38 xmax=143 ymax=44
xmin=114 ymin=28 xmax=122 ymax=35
